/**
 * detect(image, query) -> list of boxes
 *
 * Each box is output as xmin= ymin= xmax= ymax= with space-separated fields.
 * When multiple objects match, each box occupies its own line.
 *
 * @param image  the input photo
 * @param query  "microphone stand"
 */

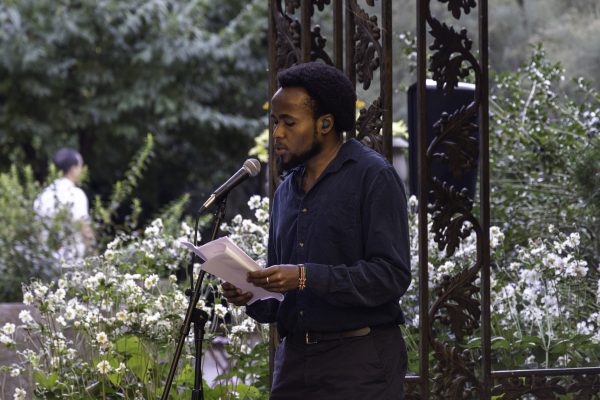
xmin=161 ymin=195 xmax=229 ymax=400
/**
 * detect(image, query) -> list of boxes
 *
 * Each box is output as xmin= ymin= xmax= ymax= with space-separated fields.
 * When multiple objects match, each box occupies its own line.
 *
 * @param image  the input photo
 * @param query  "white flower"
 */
xmin=489 ymin=226 xmax=504 ymax=248
xmin=22 ymin=291 xmax=34 ymax=305
xmin=2 ymin=323 xmax=16 ymax=335
xmin=0 ymin=334 xmax=14 ymax=345
xmin=563 ymin=232 xmax=580 ymax=249
xmin=96 ymin=331 xmax=109 ymax=346
xmin=13 ymin=388 xmax=26 ymax=400
xmin=144 ymin=274 xmax=159 ymax=290
xmin=64 ymin=307 xmax=76 ymax=321
xmin=577 ymin=321 xmax=593 ymax=335
xmin=248 ymin=195 xmax=262 ymax=210
xmin=116 ymin=310 xmax=128 ymax=322
xmin=115 ymin=362 xmax=127 ymax=374
xmin=16 ymin=310 xmax=32 ymax=326
xmin=214 ymin=304 xmax=228 ymax=319
xmin=34 ymin=284 xmax=48 ymax=298
xmin=408 ymin=195 xmax=418 ymax=207
xmin=10 ymin=368 xmax=20 ymax=377
xmin=97 ymin=360 xmax=112 ymax=374
xmin=54 ymin=288 xmax=66 ymax=301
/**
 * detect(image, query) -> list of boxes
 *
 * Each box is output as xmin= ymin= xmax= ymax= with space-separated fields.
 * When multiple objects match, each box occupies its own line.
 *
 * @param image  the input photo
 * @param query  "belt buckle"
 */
xmin=305 ymin=332 xmax=318 ymax=345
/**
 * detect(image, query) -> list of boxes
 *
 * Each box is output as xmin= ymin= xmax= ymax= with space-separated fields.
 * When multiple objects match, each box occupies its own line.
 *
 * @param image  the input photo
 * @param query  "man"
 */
xmin=222 ymin=62 xmax=411 ymax=399
xmin=34 ymin=148 xmax=94 ymax=263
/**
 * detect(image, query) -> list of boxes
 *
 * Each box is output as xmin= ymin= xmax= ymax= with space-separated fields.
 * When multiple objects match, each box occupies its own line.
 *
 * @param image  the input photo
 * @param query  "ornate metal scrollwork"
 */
xmin=428 ymin=179 xmax=476 ymax=257
xmin=310 ymin=25 xmax=334 ymax=65
xmin=273 ymin=1 xmax=302 ymax=69
xmin=423 ymin=0 xmax=484 ymax=397
xmin=284 ymin=0 xmax=331 ymax=16
xmin=431 ymin=341 xmax=480 ymax=399
xmin=492 ymin=376 xmax=568 ymax=400
xmin=566 ymin=374 xmax=600 ymax=399
xmin=348 ymin=0 xmax=382 ymax=90
xmin=429 ymin=107 xmax=479 ymax=179
xmin=439 ymin=0 xmax=477 ymax=19
xmin=429 ymin=22 xmax=476 ymax=94
xmin=356 ymin=97 xmax=383 ymax=153
xmin=492 ymin=373 xmax=600 ymax=400
xmin=273 ymin=1 xmax=333 ymax=69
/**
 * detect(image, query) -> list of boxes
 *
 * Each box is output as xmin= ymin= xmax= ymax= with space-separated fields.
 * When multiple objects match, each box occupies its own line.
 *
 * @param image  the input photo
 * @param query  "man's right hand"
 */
xmin=221 ymin=282 xmax=253 ymax=306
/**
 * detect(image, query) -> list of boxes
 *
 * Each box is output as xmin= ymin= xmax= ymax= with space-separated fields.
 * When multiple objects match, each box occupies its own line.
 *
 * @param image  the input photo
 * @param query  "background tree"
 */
xmin=0 ymin=0 xmax=268 ymax=223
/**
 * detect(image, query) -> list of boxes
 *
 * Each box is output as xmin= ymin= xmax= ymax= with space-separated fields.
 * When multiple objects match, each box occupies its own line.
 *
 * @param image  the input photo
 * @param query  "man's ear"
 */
xmin=317 ymin=114 xmax=335 ymax=134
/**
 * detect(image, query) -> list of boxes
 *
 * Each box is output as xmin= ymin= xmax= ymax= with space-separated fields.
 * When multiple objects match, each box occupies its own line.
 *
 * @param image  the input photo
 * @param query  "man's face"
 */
xmin=270 ymin=87 xmax=321 ymax=171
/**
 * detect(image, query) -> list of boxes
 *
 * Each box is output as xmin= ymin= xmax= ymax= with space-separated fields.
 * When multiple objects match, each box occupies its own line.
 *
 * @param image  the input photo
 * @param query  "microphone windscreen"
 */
xmin=243 ymin=158 xmax=261 ymax=177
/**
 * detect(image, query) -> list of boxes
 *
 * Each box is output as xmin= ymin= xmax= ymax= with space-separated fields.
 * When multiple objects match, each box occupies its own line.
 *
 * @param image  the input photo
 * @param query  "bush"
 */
xmin=0 ymin=196 xmax=271 ymax=400
xmin=0 ymin=164 xmax=74 ymax=301
xmin=490 ymin=44 xmax=600 ymax=266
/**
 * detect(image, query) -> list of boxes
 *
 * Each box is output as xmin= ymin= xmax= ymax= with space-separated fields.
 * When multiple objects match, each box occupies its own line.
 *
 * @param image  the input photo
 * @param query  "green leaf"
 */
xmin=115 ymin=335 xmax=142 ymax=357
xmin=34 ymin=370 xmax=58 ymax=390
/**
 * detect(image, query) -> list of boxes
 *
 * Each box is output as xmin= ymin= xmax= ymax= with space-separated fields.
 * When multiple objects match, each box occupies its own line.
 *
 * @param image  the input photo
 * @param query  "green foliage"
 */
xmin=0 ymin=135 xmax=191 ymax=301
xmin=490 ymin=44 xmax=600 ymax=263
xmin=1 ymin=196 xmax=270 ymax=399
xmin=91 ymin=133 xmax=154 ymax=248
xmin=0 ymin=0 xmax=268 ymax=223
xmin=0 ymin=164 xmax=74 ymax=301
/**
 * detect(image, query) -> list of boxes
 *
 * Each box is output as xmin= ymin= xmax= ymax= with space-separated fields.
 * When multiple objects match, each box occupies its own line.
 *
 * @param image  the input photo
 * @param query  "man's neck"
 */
xmin=303 ymin=139 xmax=343 ymax=191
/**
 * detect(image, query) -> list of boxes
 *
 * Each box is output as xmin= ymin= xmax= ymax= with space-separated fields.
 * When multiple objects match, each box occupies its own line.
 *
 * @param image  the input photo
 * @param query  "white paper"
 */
xmin=180 ymin=237 xmax=283 ymax=305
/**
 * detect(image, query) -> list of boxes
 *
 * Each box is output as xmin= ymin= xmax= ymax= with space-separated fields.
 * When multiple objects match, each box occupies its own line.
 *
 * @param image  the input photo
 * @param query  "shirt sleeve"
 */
xmin=245 ymin=298 xmax=279 ymax=323
xmin=304 ymin=166 xmax=411 ymax=308
xmin=70 ymin=188 xmax=89 ymax=221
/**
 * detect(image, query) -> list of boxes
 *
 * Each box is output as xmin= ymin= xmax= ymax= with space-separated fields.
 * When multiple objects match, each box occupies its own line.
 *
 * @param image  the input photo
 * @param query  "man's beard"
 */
xmin=277 ymin=129 xmax=321 ymax=173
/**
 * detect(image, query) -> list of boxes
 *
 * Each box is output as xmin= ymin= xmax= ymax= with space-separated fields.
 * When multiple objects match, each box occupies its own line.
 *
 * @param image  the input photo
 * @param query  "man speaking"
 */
xmin=222 ymin=62 xmax=411 ymax=399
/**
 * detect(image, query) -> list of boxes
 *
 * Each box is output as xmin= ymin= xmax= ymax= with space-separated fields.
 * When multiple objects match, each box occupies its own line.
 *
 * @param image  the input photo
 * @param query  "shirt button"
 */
xmin=299 ymin=310 xmax=304 ymax=317
xmin=301 ymin=208 xmax=308 ymax=213
xmin=299 ymin=242 xmax=304 ymax=247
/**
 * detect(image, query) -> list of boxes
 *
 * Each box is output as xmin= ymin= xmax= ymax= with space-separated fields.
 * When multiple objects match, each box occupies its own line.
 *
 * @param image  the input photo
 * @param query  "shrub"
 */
xmin=0 ymin=197 xmax=270 ymax=400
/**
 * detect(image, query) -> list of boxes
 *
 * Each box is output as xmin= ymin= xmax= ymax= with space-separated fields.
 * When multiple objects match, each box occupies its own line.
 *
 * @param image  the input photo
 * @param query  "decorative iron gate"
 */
xmin=266 ymin=1 xmax=600 ymax=398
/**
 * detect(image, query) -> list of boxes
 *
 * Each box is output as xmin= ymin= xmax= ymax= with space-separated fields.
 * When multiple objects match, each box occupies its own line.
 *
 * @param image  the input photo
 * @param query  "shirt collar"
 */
xmin=55 ymin=177 xmax=75 ymax=188
xmin=288 ymin=138 xmax=363 ymax=190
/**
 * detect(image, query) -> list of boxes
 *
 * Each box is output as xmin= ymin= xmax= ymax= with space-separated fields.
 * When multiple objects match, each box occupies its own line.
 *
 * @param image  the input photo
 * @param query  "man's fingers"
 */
xmin=226 ymin=292 xmax=253 ymax=306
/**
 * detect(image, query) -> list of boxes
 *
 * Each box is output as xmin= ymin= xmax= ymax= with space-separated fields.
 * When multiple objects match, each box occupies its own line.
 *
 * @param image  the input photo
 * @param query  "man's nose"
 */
xmin=272 ymin=124 xmax=283 ymax=138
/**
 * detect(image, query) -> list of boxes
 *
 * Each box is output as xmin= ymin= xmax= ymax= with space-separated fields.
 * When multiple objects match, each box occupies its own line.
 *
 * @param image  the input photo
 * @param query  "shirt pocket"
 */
xmin=324 ymin=192 xmax=360 ymax=242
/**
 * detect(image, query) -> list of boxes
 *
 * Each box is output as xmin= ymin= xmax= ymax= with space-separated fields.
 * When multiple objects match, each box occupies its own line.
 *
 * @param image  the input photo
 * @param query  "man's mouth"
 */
xmin=274 ymin=144 xmax=287 ymax=156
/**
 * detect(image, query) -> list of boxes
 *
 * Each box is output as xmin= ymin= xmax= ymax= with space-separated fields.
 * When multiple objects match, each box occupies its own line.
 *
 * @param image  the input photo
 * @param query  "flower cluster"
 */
xmin=401 ymin=196 xmax=598 ymax=369
xmin=220 ymin=195 xmax=270 ymax=268
xmin=2 ymin=204 xmax=274 ymax=399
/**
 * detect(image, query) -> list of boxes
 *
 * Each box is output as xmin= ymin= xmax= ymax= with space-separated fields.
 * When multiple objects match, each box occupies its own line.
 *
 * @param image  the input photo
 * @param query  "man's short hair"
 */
xmin=53 ymin=148 xmax=82 ymax=174
xmin=277 ymin=62 xmax=357 ymax=133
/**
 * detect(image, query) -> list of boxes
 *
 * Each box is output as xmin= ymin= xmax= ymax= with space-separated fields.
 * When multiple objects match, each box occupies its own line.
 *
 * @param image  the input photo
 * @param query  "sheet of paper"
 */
xmin=180 ymin=237 xmax=283 ymax=304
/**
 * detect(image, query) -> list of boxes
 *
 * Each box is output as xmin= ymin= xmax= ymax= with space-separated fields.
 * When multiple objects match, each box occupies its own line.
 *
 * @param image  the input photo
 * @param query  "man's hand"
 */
xmin=247 ymin=264 xmax=300 ymax=293
xmin=221 ymin=282 xmax=253 ymax=306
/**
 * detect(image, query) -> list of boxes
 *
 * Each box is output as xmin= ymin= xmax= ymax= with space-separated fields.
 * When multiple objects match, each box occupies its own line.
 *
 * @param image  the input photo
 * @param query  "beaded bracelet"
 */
xmin=298 ymin=264 xmax=306 ymax=290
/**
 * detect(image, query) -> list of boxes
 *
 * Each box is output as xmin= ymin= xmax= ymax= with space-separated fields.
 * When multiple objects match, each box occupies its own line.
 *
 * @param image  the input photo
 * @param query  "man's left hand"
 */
xmin=247 ymin=265 xmax=300 ymax=293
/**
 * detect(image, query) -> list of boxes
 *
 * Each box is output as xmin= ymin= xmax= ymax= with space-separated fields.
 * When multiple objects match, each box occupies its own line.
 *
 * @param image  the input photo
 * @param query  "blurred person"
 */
xmin=34 ymin=148 xmax=94 ymax=263
xmin=222 ymin=62 xmax=411 ymax=400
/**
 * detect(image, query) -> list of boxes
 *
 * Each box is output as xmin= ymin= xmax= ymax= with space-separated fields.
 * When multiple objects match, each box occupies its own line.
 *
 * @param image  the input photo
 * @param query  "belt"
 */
xmin=291 ymin=327 xmax=372 ymax=345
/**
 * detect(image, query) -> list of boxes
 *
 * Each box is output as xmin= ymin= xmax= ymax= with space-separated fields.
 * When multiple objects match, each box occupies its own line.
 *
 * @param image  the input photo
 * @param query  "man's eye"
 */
xmin=284 ymin=120 xmax=295 ymax=126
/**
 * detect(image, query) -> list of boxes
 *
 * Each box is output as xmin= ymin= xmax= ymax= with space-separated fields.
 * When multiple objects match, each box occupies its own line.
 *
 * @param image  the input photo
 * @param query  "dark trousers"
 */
xmin=270 ymin=326 xmax=407 ymax=400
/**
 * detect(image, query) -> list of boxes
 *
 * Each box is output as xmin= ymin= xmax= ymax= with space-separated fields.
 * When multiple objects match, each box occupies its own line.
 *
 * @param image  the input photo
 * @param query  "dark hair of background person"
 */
xmin=52 ymin=148 xmax=82 ymax=174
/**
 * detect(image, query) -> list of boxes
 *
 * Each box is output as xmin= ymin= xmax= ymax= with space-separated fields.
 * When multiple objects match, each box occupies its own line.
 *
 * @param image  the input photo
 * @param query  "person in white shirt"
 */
xmin=34 ymin=148 xmax=94 ymax=263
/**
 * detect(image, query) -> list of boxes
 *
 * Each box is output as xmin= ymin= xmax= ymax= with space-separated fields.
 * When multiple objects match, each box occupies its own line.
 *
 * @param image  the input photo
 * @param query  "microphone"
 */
xmin=197 ymin=158 xmax=261 ymax=213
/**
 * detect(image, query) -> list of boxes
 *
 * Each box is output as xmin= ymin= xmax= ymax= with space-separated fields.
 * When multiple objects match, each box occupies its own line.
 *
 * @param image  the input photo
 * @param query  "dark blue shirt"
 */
xmin=246 ymin=139 xmax=411 ymax=337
